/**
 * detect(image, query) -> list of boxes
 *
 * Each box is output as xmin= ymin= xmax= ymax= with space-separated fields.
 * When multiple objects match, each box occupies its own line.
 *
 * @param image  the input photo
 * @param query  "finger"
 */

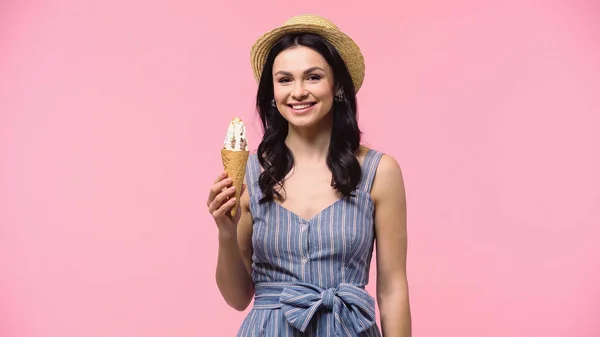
xmin=211 ymin=197 xmax=237 ymax=218
xmin=214 ymin=185 xmax=236 ymax=206
xmin=213 ymin=171 xmax=228 ymax=184
xmin=207 ymin=185 xmax=236 ymax=211
xmin=207 ymin=177 xmax=233 ymax=206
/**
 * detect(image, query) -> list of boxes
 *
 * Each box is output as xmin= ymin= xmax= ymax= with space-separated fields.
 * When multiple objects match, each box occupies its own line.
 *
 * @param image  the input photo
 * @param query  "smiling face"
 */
xmin=272 ymin=45 xmax=336 ymax=129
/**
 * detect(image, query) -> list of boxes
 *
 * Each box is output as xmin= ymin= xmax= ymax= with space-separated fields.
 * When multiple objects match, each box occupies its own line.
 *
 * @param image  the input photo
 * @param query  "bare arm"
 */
xmin=371 ymin=155 xmax=411 ymax=337
xmin=209 ymin=172 xmax=255 ymax=311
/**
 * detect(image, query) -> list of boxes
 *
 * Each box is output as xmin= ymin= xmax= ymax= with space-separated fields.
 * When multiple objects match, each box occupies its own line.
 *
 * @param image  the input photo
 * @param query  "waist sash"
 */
xmin=253 ymin=282 xmax=376 ymax=336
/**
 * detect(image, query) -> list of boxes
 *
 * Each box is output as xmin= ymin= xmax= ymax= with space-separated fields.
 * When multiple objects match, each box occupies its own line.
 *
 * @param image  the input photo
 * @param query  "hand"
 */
xmin=207 ymin=171 xmax=245 ymax=236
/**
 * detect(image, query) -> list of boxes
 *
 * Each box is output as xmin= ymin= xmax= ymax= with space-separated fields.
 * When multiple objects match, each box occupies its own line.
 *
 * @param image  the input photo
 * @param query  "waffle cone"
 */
xmin=221 ymin=149 xmax=249 ymax=218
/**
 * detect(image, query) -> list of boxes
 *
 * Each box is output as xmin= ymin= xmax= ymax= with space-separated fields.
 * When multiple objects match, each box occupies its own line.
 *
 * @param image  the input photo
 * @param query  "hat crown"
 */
xmin=283 ymin=14 xmax=339 ymax=30
xmin=250 ymin=14 xmax=365 ymax=92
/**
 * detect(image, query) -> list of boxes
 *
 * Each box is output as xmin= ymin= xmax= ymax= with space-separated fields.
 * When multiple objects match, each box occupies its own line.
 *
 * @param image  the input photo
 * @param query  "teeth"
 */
xmin=292 ymin=104 xmax=313 ymax=110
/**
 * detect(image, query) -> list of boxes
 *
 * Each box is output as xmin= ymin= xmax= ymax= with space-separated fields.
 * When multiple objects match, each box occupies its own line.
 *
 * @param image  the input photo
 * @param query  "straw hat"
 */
xmin=250 ymin=14 xmax=365 ymax=92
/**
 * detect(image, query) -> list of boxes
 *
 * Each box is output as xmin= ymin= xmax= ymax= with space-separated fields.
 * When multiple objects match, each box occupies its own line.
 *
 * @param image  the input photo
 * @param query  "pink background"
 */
xmin=1 ymin=0 xmax=599 ymax=336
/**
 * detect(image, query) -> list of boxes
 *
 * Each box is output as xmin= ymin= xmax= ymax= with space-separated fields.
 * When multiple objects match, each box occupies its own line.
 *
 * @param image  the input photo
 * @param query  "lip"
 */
xmin=287 ymin=102 xmax=317 ymax=115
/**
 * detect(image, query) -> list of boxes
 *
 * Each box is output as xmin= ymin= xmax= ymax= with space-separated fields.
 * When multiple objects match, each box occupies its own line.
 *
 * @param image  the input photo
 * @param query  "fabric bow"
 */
xmin=279 ymin=283 xmax=376 ymax=336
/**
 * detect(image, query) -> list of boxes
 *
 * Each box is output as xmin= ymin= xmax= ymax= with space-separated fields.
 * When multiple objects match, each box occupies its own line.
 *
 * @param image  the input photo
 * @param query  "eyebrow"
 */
xmin=274 ymin=67 xmax=325 ymax=77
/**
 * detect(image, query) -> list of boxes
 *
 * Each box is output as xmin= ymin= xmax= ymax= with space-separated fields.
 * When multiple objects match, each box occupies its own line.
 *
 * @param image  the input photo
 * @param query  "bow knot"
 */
xmin=321 ymin=288 xmax=335 ymax=310
xmin=277 ymin=283 xmax=376 ymax=336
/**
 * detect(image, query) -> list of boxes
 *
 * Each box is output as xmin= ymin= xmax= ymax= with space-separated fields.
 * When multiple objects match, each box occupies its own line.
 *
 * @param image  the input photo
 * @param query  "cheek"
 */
xmin=317 ymin=90 xmax=334 ymax=105
xmin=273 ymin=87 xmax=286 ymax=103
xmin=313 ymin=84 xmax=335 ymax=102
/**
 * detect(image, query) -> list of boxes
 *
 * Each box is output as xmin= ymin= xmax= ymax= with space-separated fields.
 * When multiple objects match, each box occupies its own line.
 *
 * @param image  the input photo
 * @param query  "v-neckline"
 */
xmin=273 ymin=196 xmax=347 ymax=223
xmin=256 ymin=148 xmax=373 ymax=223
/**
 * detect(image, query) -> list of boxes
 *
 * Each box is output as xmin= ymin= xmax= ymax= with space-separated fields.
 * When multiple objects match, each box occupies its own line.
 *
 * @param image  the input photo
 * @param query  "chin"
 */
xmin=288 ymin=115 xmax=331 ymax=130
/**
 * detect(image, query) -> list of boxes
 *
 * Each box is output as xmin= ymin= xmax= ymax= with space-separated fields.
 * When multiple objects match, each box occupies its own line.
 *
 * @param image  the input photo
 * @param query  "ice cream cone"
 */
xmin=221 ymin=117 xmax=249 ymax=219
xmin=221 ymin=149 xmax=249 ymax=218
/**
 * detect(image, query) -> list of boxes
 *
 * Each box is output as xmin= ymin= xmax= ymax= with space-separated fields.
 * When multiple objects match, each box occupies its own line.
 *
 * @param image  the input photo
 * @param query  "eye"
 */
xmin=307 ymin=74 xmax=321 ymax=81
xmin=277 ymin=77 xmax=292 ymax=83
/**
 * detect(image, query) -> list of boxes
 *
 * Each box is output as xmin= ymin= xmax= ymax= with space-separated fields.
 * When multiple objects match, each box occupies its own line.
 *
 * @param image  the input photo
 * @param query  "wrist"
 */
xmin=218 ymin=227 xmax=237 ymax=241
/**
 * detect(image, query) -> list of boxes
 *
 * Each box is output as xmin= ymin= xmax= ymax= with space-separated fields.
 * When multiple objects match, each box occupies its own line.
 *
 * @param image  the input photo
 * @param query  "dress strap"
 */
xmin=245 ymin=153 xmax=262 ymax=200
xmin=359 ymin=149 xmax=384 ymax=193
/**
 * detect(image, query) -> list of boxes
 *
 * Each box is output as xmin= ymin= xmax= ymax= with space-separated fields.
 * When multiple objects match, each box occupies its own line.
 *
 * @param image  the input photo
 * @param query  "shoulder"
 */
xmin=369 ymin=150 xmax=405 ymax=203
xmin=375 ymin=153 xmax=402 ymax=177
xmin=358 ymin=145 xmax=402 ymax=177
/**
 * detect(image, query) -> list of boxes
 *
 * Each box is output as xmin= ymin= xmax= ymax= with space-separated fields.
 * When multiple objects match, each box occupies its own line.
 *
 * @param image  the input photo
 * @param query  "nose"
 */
xmin=291 ymin=83 xmax=308 ymax=100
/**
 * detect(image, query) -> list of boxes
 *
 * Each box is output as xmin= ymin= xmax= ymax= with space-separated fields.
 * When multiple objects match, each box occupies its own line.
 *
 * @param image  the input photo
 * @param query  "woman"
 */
xmin=207 ymin=15 xmax=411 ymax=336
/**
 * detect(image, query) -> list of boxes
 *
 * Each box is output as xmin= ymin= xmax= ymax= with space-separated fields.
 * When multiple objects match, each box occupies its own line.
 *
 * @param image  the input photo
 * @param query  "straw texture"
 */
xmin=250 ymin=14 xmax=365 ymax=92
xmin=221 ymin=149 xmax=249 ymax=218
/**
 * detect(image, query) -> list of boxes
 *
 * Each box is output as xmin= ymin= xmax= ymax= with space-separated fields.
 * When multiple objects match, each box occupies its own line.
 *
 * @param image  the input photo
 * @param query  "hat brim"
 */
xmin=250 ymin=24 xmax=365 ymax=92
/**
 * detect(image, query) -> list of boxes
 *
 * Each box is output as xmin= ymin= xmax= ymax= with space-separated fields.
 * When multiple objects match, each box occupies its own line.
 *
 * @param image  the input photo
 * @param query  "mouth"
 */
xmin=287 ymin=102 xmax=317 ymax=113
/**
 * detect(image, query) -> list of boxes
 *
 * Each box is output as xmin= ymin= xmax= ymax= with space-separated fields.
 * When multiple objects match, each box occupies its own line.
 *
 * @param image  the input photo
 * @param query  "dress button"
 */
xmin=301 ymin=257 xmax=308 ymax=263
xmin=301 ymin=224 xmax=308 ymax=231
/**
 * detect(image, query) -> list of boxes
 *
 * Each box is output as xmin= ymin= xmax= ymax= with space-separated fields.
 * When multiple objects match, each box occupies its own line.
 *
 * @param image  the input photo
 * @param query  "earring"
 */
xmin=335 ymin=92 xmax=344 ymax=102
xmin=271 ymin=99 xmax=276 ymax=107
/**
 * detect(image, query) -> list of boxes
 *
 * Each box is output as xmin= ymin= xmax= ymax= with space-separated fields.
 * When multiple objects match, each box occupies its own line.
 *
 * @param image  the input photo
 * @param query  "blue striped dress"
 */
xmin=237 ymin=149 xmax=384 ymax=337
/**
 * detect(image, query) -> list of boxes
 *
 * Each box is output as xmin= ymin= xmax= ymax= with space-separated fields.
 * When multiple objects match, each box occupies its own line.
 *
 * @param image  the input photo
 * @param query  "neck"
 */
xmin=285 ymin=118 xmax=333 ymax=163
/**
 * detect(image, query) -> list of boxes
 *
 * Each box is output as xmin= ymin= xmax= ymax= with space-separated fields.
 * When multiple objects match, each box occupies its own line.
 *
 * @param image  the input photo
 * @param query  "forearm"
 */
xmin=215 ymin=230 xmax=254 ymax=311
xmin=378 ymin=288 xmax=411 ymax=337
